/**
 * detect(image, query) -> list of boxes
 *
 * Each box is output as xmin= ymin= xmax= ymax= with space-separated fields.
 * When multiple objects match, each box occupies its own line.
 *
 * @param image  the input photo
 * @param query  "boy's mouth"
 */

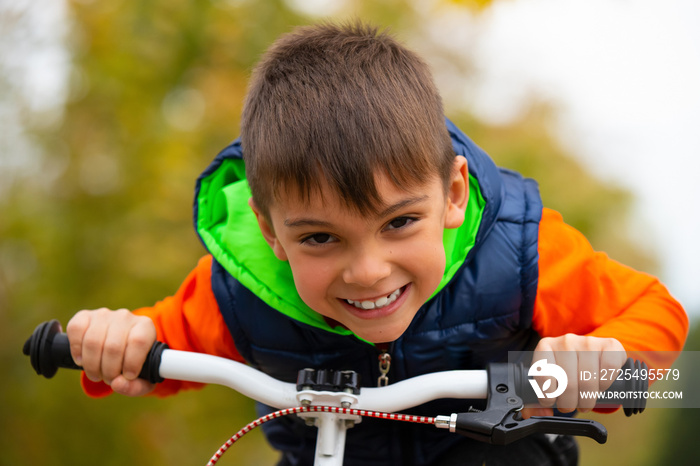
xmin=345 ymin=287 xmax=404 ymax=310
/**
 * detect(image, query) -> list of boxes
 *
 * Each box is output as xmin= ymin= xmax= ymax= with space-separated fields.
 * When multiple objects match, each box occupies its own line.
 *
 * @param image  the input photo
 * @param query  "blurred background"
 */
xmin=1 ymin=0 xmax=698 ymax=464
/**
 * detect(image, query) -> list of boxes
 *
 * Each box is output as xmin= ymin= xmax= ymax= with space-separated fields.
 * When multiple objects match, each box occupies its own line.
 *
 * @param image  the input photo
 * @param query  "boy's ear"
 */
xmin=444 ymin=156 xmax=469 ymax=229
xmin=248 ymin=198 xmax=289 ymax=261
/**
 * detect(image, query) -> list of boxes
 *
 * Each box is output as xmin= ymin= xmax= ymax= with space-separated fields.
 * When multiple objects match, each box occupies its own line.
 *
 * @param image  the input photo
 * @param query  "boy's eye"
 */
xmin=385 ymin=217 xmax=415 ymax=230
xmin=301 ymin=233 xmax=336 ymax=245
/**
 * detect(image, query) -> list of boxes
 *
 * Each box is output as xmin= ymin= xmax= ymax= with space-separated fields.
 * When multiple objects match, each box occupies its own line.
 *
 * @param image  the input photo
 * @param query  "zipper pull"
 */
xmin=377 ymin=351 xmax=391 ymax=387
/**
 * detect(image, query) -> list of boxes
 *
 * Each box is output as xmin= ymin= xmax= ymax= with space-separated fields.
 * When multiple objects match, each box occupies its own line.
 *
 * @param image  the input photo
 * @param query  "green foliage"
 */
xmin=1 ymin=0 xmax=665 ymax=464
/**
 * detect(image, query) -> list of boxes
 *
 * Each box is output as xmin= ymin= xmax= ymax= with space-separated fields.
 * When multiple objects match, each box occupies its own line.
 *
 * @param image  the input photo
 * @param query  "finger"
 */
xmin=80 ymin=310 xmax=111 ymax=382
xmin=553 ymin=350 xmax=578 ymax=413
xmin=576 ymin=351 xmax=599 ymax=412
xmin=110 ymin=375 xmax=156 ymax=397
xmin=532 ymin=341 xmax=557 ymax=408
xmin=66 ymin=310 xmax=92 ymax=367
xmin=122 ymin=317 xmax=157 ymax=380
xmin=599 ymin=345 xmax=628 ymax=391
xmin=100 ymin=318 xmax=130 ymax=385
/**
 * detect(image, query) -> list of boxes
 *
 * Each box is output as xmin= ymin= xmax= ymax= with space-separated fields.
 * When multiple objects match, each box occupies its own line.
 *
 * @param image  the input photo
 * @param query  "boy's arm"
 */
xmin=521 ymin=208 xmax=688 ymax=418
xmin=533 ymin=208 xmax=688 ymax=353
xmin=81 ymin=255 xmax=244 ymax=397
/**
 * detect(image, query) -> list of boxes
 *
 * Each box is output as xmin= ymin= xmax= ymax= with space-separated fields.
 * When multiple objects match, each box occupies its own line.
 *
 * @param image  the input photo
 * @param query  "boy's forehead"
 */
xmin=270 ymin=172 xmax=439 ymax=220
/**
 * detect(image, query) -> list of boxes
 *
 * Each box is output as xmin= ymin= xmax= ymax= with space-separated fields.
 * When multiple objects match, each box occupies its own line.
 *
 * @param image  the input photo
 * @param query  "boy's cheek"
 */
xmin=290 ymin=265 xmax=331 ymax=309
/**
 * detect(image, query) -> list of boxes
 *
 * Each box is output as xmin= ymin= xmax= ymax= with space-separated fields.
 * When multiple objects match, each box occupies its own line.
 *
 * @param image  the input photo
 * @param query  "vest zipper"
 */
xmin=377 ymin=349 xmax=391 ymax=387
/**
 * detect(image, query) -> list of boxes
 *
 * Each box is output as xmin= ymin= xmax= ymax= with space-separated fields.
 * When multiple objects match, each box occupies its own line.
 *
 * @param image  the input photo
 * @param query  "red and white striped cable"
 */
xmin=206 ymin=406 xmax=436 ymax=465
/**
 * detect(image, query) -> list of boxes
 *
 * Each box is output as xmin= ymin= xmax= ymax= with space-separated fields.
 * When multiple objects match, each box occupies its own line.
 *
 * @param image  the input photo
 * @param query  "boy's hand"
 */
xmin=66 ymin=308 xmax=157 ymax=397
xmin=521 ymin=334 xmax=626 ymax=419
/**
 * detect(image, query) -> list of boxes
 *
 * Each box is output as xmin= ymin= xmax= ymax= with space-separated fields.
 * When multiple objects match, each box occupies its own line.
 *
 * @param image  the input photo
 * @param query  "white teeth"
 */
xmin=347 ymin=288 xmax=402 ymax=310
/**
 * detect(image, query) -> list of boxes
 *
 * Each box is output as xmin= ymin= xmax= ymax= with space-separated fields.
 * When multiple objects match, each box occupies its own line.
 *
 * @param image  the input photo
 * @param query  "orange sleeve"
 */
xmin=81 ymin=255 xmax=244 ymax=397
xmin=533 ymin=208 xmax=688 ymax=356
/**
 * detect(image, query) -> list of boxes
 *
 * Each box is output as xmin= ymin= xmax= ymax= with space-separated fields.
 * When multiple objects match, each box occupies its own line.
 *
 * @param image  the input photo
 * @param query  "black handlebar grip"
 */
xmin=23 ymin=319 xmax=167 ymax=384
xmin=513 ymin=357 xmax=648 ymax=416
xmin=603 ymin=358 xmax=648 ymax=416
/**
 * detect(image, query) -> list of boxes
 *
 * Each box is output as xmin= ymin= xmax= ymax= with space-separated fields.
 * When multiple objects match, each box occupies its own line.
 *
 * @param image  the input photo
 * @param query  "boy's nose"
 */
xmin=342 ymin=248 xmax=392 ymax=288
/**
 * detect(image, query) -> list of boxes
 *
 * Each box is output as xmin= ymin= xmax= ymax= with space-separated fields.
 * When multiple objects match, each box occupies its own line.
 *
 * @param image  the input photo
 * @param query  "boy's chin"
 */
xmin=350 ymin=321 xmax=411 ymax=344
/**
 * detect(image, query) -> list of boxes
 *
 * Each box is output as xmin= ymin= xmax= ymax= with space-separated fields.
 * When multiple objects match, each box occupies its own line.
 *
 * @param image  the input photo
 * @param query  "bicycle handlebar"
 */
xmin=23 ymin=319 xmax=649 ymax=451
xmin=23 ymin=319 xmax=167 ymax=384
xmin=22 ymin=320 xmax=492 ymax=411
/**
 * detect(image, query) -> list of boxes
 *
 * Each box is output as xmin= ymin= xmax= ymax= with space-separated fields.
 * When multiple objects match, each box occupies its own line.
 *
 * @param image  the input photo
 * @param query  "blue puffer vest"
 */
xmin=195 ymin=120 xmax=543 ymax=465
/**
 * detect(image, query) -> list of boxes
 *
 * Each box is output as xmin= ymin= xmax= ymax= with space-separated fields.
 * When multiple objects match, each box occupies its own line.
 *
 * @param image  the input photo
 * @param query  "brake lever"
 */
xmin=435 ymin=362 xmax=608 ymax=445
xmin=491 ymin=412 xmax=607 ymax=444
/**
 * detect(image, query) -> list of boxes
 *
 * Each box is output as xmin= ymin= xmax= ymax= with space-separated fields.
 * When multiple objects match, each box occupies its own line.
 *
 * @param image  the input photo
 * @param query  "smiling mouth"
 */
xmin=345 ymin=287 xmax=404 ymax=310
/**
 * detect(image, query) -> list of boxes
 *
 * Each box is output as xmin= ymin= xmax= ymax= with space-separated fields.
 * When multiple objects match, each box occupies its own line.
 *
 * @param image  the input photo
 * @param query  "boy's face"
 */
xmin=251 ymin=157 xmax=469 ymax=343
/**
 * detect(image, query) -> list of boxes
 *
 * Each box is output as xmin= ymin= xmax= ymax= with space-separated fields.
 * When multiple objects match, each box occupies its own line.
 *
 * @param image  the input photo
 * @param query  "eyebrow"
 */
xmin=377 ymin=195 xmax=428 ymax=218
xmin=283 ymin=218 xmax=334 ymax=228
xmin=283 ymin=195 xmax=429 ymax=228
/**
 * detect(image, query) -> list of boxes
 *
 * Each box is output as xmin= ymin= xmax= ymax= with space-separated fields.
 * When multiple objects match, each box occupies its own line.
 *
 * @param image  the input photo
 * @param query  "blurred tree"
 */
xmin=651 ymin=321 xmax=700 ymax=465
xmin=442 ymin=0 xmax=494 ymax=10
xmin=451 ymin=107 xmax=657 ymax=272
xmin=2 ymin=0 xmax=306 ymax=464
xmin=1 ymin=0 xmax=661 ymax=464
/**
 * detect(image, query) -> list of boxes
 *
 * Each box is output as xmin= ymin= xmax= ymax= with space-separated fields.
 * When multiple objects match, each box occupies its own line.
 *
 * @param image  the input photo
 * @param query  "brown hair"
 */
xmin=241 ymin=21 xmax=454 ymax=219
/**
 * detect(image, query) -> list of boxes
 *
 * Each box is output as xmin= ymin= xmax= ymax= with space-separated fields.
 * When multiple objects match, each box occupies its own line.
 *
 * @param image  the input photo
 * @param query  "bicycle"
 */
xmin=23 ymin=319 xmax=648 ymax=466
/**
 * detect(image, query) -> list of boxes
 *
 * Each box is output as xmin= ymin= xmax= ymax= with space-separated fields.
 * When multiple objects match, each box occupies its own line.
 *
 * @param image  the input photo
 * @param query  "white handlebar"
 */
xmin=159 ymin=350 xmax=300 ymax=408
xmin=158 ymin=349 xmax=489 ymax=411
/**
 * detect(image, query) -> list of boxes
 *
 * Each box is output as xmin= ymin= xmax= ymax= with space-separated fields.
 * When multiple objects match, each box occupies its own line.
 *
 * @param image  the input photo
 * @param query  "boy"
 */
xmin=66 ymin=22 xmax=687 ymax=465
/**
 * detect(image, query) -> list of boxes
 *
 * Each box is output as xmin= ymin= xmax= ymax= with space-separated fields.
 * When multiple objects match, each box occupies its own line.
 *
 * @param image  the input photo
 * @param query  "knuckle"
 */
xmin=128 ymin=332 xmax=153 ymax=351
xmin=561 ymin=333 xmax=579 ymax=350
xmin=93 ymin=307 xmax=113 ymax=317
xmin=130 ymin=319 xmax=156 ymax=346
xmin=67 ymin=311 xmax=90 ymax=334
xmin=606 ymin=337 xmax=625 ymax=352
xmin=538 ymin=336 xmax=553 ymax=346
xmin=102 ymin=340 xmax=124 ymax=358
xmin=113 ymin=308 xmax=131 ymax=319
xmin=82 ymin=334 xmax=102 ymax=353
